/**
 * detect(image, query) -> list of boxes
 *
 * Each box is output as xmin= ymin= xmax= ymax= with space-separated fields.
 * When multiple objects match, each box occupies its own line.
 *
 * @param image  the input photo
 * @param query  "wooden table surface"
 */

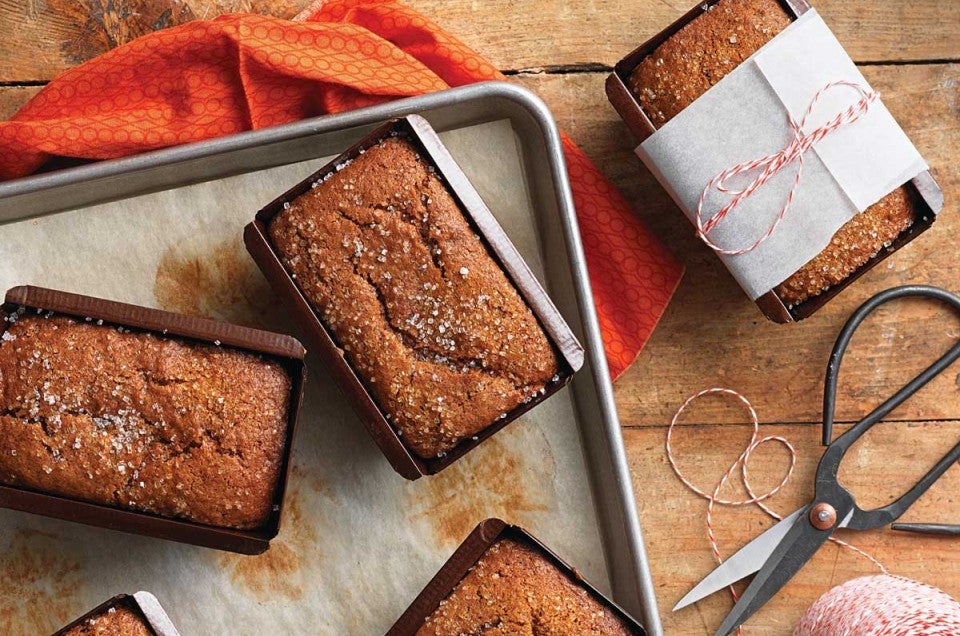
xmin=2 ymin=1 xmax=959 ymax=634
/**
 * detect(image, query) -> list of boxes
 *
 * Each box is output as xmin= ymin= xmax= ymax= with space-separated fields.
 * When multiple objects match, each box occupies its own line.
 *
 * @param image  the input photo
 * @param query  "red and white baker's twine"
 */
xmin=795 ymin=574 xmax=960 ymax=635
xmin=667 ymin=388 xmax=886 ymax=633
xmin=696 ymin=81 xmax=879 ymax=255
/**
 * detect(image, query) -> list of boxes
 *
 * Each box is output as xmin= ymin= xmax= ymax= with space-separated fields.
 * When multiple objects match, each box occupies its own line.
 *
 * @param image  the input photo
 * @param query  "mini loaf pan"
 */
xmin=245 ymin=114 xmax=584 ymax=480
xmin=605 ymin=0 xmax=944 ymax=323
xmin=386 ymin=518 xmax=647 ymax=635
xmin=0 ymin=285 xmax=307 ymax=555
xmin=53 ymin=591 xmax=180 ymax=636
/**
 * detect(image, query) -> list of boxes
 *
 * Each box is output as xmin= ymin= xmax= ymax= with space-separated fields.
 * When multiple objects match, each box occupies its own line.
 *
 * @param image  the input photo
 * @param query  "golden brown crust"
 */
xmin=269 ymin=136 xmax=559 ymax=459
xmin=416 ymin=539 xmax=635 ymax=635
xmin=0 ymin=314 xmax=291 ymax=529
xmin=628 ymin=0 xmax=792 ymax=128
xmin=62 ymin=605 xmax=154 ymax=636
xmin=773 ymin=187 xmax=917 ymax=304
xmin=628 ymin=0 xmax=917 ymax=305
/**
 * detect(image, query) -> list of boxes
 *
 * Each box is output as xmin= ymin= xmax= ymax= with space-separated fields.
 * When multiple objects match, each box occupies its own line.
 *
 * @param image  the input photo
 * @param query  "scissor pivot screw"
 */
xmin=810 ymin=503 xmax=837 ymax=530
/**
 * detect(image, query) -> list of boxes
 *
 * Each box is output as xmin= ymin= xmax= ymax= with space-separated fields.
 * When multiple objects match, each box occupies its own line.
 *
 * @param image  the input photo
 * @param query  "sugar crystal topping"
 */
xmin=270 ymin=135 xmax=561 ymax=457
xmin=0 ymin=313 xmax=291 ymax=528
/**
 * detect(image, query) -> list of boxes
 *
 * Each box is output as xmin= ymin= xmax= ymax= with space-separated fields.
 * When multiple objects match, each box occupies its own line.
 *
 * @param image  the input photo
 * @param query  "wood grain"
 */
xmin=0 ymin=86 xmax=41 ymax=120
xmin=625 ymin=420 xmax=960 ymax=634
xmin=0 ymin=0 xmax=313 ymax=81
xmin=1 ymin=2 xmax=958 ymax=634
xmin=414 ymin=0 xmax=960 ymax=67
xmin=0 ymin=0 xmax=958 ymax=82
xmin=508 ymin=64 xmax=960 ymax=427
xmin=513 ymin=65 xmax=960 ymax=633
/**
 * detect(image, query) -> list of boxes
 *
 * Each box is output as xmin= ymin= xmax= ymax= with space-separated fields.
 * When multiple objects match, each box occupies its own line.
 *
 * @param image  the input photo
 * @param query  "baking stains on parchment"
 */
xmin=154 ymin=234 xmax=283 ymax=329
xmin=216 ymin=465 xmax=327 ymax=602
xmin=0 ymin=528 xmax=83 ymax=635
xmin=405 ymin=425 xmax=557 ymax=547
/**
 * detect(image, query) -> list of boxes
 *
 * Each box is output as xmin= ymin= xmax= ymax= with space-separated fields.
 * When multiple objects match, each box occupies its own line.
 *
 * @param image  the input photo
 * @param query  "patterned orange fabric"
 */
xmin=0 ymin=0 xmax=681 ymax=379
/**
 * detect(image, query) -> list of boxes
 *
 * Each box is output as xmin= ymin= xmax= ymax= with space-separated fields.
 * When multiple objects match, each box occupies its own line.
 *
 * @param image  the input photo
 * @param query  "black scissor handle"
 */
xmin=815 ymin=285 xmax=960 ymax=530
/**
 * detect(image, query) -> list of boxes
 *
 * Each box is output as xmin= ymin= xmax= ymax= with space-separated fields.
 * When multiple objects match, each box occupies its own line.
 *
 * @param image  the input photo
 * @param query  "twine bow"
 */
xmin=696 ymin=80 xmax=879 ymax=256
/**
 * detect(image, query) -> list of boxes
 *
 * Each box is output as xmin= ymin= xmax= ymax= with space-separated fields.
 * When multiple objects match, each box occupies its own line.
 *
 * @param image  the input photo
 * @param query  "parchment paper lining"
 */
xmin=0 ymin=120 xmax=606 ymax=634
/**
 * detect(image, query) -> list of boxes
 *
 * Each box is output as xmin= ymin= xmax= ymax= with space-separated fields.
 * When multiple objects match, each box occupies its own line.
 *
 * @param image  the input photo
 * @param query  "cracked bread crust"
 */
xmin=416 ymin=539 xmax=635 ymax=635
xmin=62 ymin=604 xmax=154 ymax=636
xmin=268 ymin=136 xmax=560 ymax=459
xmin=0 ymin=313 xmax=291 ymax=530
xmin=628 ymin=0 xmax=918 ymax=305
xmin=628 ymin=0 xmax=791 ymax=129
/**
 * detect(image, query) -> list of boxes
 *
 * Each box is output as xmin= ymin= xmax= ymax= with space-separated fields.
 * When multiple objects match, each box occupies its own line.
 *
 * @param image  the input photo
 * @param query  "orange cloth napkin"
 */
xmin=0 ymin=0 xmax=681 ymax=379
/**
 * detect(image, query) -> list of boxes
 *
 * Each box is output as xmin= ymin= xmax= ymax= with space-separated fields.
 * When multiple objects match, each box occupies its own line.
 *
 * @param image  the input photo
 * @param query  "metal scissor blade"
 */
xmin=713 ymin=507 xmax=844 ymax=636
xmin=673 ymin=507 xmax=808 ymax=611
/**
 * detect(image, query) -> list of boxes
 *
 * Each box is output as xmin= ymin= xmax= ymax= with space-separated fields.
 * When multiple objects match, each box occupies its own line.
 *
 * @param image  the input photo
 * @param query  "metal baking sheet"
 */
xmin=0 ymin=81 xmax=661 ymax=635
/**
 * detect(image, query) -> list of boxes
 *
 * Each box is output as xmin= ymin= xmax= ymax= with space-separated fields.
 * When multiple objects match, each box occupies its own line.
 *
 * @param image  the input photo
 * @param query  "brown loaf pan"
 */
xmin=53 ymin=591 xmax=180 ymax=636
xmin=245 ymin=114 xmax=584 ymax=480
xmin=605 ymin=0 xmax=944 ymax=323
xmin=386 ymin=518 xmax=646 ymax=635
xmin=0 ymin=285 xmax=306 ymax=555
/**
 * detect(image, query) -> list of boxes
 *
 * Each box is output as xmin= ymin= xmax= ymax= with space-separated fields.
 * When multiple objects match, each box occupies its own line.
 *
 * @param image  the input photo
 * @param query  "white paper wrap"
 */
xmin=636 ymin=10 xmax=927 ymax=300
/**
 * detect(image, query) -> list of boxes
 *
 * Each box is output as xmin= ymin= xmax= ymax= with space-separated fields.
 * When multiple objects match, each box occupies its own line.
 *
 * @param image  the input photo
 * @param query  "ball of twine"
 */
xmin=795 ymin=574 xmax=960 ymax=635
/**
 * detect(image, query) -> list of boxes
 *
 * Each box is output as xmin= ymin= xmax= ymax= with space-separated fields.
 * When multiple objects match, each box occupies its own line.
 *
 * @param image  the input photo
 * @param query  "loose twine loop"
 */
xmin=696 ymin=80 xmax=879 ymax=256
xmin=666 ymin=388 xmax=887 ymax=634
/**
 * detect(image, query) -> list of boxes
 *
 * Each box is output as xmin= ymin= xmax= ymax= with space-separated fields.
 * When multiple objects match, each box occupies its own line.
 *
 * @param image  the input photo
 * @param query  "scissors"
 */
xmin=673 ymin=285 xmax=960 ymax=635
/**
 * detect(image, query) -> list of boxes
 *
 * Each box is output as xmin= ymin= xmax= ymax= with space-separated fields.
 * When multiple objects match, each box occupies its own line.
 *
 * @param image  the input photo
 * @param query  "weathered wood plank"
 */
xmin=624 ymin=420 xmax=960 ymax=634
xmin=0 ymin=86 xmax=41 ymax=120
xmin=0 ymin=0 xmax=957 ymax=82
xmin=0 ymin=0 xmax=312 ymax=82
xmin=1 ymin=5 xmax=958 ymax=632
xmin=414 ymin=0 xmax=960 ymax=68
xmin=511 ymin=64 xmax=960 ymax=427
xmin=1 ymin=4 xmax=958 ymax=636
